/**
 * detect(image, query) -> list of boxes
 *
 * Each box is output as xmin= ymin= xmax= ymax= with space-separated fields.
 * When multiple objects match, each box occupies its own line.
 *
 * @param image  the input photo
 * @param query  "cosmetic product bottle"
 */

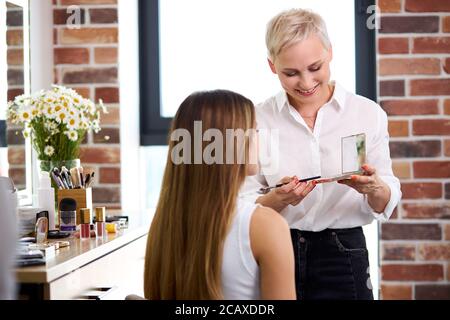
xmin=95 ymin=207 xmax=106 ymax=239
xmin=79 ymin=208 xmax=91 ymax=240
xmin=37 ymin=172 xmax=56 ymax=230
xmin=59 ymin=198 xmax=77 ymax=233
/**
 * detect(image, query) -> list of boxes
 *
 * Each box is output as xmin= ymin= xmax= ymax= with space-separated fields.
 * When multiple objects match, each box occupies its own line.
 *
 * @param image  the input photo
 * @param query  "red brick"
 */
xmin=60 ymin=28 xmax=118 ymax=45
xmin=7 ymin=49 xmax=23 ymax=65
xmin=388 ymin=120 xmax=409 ymax=137
xmin=411 ymin=79 xmax=450 ymax=96
xmin=413 ymin=119 xmax=450 ymax=135
xmin=95 ymin=87 xmax=119 ymax=103
xmin=445 ymin=100 xmax=450 ymax=115
xmin=94 ymin=47 xmax=117 ymax=64
xmin=8 ymin=69 xmax=24 ymax=86
xmin=446 ymin=183 xmax=450 ymax=200
xmin=380 ymin=80 xmax=404 ymax=97
xmin=7 ymin=129 xmax=24 ymax=145
xmin=444 ymin=17 xmax=450 ymax=33
xmin=444 ymin=58 xmax=450 ymax=74
xmin=447 ymin=263 xmax=450 ymax=280
xmin=54 ymin=48 xmax=89 ymax=65
xmin=6 ymin=30 xmax=23 ymax=46
xmin=413 ymin=37 xmax=450 ymax=53
xmin=445 ymin=140 xmax=450 ymax=156
xmin=378 ymin=37 xmax=409 ymax=54
xmin=99 ymin=167 xmax=121 ymax=183
xmin=9 ymin=168 xmax=25 ymax=186
xmin=415 ymin=285 xmax=450 ymax=300
xmin=382 ymin=264 xmax=444 ymax=281
xmin=401 ymin=183 xmax=442 ymax=199
xmin=80 ymin=146 xmax=120 ymax=164
xmin=60 ymin=0 xmax=117 ymax=4
xmin=445 ymin=224 xmax=450 ymax=240
xmin=403 ymin=203 xmax=450 ymax=219
xmin=418 ymin=244 xmax=450 ymax=261
xmin=62 ymin=67 xmax=118 ymax=84
xmin=7 ymin=147 xmax=25 ymax=165
xmin=92 ymin=186 xmax=121 ymax=203
xmin=380 ymin=16 xmax=439 ymax=33
xmin=414 ymin=161 xmax=450 ymax=178
xmin=71 ymin=87 xmax=90 ymax=99
xmin=382 ymin=223 xmax=442 ymax=240
xmin=405 ymin=0 xmax=450 ymax=12
xmin=89 ymin=8 xmax=118 ymax=24
xmin=392 ymin=162 xmax=411 ymax=179
xmin=379 ymin=58 xmax=440 ymax=76
xmin=93 ymin=128 xmax=120 ymax=144
xmin=7 ymin=89 xmax=23 ymax=102
xmin=381 ymin=285 xmax=412 ymax=300
xmin=101 ymin=107 xmax=120 ymax=125
xmin=380 ymin=99 xmax=439 ymax=116
xmin=382 ymin=244 xmax=416 ymax=261
xmin=378 ymin=0 xmax=401 ymax=13
xmin=390 ymin=141 xmax=440 ymax=158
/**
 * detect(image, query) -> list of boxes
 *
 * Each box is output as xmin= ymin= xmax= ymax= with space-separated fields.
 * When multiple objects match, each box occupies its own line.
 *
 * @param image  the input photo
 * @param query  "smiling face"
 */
xmin=269 ymin=34 xmax=332 ymax=110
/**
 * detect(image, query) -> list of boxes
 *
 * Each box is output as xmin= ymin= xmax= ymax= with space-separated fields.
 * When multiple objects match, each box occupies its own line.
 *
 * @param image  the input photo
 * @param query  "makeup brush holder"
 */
xmin=57 ymin=188 xmax=92 ymax=226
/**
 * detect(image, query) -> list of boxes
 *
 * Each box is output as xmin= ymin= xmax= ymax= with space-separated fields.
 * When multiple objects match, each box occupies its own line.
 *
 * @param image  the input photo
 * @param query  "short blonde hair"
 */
xmin=266 ymin=9 xmax=331 ymax=61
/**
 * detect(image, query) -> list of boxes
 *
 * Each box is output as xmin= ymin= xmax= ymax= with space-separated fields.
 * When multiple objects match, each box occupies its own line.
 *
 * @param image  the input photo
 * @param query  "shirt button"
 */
xmin=299 ymin=237 xmax=306 ymax=243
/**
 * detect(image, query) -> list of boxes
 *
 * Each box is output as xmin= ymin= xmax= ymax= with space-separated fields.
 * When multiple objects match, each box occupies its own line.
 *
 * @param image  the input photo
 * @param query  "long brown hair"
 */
xmin=144 ymin=90 xmax=255 ymax=299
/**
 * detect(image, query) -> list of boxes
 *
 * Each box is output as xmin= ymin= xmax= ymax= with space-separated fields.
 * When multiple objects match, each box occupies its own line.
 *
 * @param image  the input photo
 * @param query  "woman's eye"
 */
xmin=284 ymin=72 xmax=297 ymax=77
xmin=309 ymin=66 xmax=322 ymax=72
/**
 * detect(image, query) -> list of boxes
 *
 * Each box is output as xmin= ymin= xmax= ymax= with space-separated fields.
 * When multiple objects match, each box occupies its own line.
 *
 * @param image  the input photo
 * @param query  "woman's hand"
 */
xmin=338 ymin=164 xmax=391 ymax=213
xmin=256 ymin=176 xmax=316 ymax=213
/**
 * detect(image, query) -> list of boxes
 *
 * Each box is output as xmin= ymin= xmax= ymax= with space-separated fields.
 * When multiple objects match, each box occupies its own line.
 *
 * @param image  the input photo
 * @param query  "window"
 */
xmin=138 ymin=0 xmax=376 ymax=145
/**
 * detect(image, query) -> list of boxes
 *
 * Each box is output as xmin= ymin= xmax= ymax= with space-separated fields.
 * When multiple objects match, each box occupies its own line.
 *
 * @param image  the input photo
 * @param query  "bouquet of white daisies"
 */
xmin=6 ymin=85 xmax=107 ymax=161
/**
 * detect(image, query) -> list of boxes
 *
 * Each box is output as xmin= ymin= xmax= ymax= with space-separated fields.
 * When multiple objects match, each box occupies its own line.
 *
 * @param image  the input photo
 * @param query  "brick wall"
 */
xmin=53 ymin=0 xmax=121 ymax=208
xmin=377 ymin=0 xmax=450 ymax=300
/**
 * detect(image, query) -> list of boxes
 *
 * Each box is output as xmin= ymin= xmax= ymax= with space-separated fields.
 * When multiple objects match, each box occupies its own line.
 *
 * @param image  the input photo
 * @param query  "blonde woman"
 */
xmin=242 ymin=9 xmax=401 ymax=300
xmin=144 ymin=90 xmax=296 ymax=300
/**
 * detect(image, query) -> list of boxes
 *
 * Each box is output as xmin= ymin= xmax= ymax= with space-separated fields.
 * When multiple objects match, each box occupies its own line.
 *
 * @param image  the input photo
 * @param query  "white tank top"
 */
xmin=221 ymin=199 xmax=260 ymax=300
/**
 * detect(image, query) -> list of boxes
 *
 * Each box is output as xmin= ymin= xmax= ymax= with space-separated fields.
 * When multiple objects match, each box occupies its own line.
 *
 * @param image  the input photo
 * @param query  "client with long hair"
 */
xmin=144 ymin=90 xmax=295 ymax=300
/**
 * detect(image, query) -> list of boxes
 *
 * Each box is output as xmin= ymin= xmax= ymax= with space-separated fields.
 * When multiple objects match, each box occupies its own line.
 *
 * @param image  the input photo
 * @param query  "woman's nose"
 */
xmin=298 ymin=74 xmax=315 ymax=90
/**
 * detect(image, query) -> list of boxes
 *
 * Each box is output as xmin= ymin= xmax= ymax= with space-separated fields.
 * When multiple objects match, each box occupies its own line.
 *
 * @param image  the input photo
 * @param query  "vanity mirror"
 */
xmin=0 ymin=0 xmax=31 ymax=204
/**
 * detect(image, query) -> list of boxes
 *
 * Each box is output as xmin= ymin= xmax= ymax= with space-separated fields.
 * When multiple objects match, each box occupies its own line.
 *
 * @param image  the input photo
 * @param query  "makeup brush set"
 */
xmin=50 ymin=166 xmax=95 ymax=190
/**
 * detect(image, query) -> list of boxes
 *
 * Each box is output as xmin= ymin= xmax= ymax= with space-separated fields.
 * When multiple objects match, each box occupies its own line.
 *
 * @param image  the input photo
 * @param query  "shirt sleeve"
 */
xmin=361 ymin=106 xmax=402 ymax=221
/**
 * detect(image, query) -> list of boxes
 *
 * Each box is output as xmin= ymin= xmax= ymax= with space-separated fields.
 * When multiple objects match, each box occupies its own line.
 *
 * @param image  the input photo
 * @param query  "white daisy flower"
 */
xmin=19 ymin=108 xmax=32 ymax=122
xmin=44 ymin=145 xmax=55 ymax=157
xmin=65 ymin=130 xmax=78 ymax=142
xmin=55 ymin=108 xmax=69 ymax=124
xmin=66 ymin=117 xmax=79 ymax=130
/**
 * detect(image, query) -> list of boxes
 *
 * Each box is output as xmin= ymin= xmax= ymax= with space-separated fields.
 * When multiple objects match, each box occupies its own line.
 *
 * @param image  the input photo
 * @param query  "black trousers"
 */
xmin=290 ymin=227 xmax=374 ymax=300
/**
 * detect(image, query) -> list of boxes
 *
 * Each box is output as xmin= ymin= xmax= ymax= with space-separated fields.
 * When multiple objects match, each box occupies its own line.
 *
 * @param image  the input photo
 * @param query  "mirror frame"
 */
xmin=1 ymin=0 xmax=32 ymax=205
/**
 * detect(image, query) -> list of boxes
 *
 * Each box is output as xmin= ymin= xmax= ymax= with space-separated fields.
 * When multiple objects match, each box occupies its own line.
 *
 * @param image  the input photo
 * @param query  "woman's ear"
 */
xmin=267 ymin=58 xmax=277 ymax=74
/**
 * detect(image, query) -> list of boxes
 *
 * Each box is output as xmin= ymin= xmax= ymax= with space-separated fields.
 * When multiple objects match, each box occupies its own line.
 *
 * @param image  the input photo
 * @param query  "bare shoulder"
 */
xmin=251 ymin=205 xmax=289 ymax=232
xmin=250 ymin=205 xmax=291 ymax=261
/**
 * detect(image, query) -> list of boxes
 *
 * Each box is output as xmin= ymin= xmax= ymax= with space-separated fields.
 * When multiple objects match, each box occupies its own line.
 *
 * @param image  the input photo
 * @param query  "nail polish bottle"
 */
xmin=80 ymin=208 xmax=91 ymax=240
xmin=95 ymin=207 xmax=106 ymax=239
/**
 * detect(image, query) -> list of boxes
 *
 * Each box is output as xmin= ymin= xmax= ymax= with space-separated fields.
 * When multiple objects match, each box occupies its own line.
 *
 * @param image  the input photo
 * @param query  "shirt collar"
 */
xmin=275 ymin=80 xmax=348 ymax=113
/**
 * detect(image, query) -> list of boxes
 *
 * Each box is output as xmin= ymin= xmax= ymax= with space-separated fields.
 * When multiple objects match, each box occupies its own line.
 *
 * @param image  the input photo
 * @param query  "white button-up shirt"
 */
xmin=240 ymin=82 xmax=401 ymax=231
